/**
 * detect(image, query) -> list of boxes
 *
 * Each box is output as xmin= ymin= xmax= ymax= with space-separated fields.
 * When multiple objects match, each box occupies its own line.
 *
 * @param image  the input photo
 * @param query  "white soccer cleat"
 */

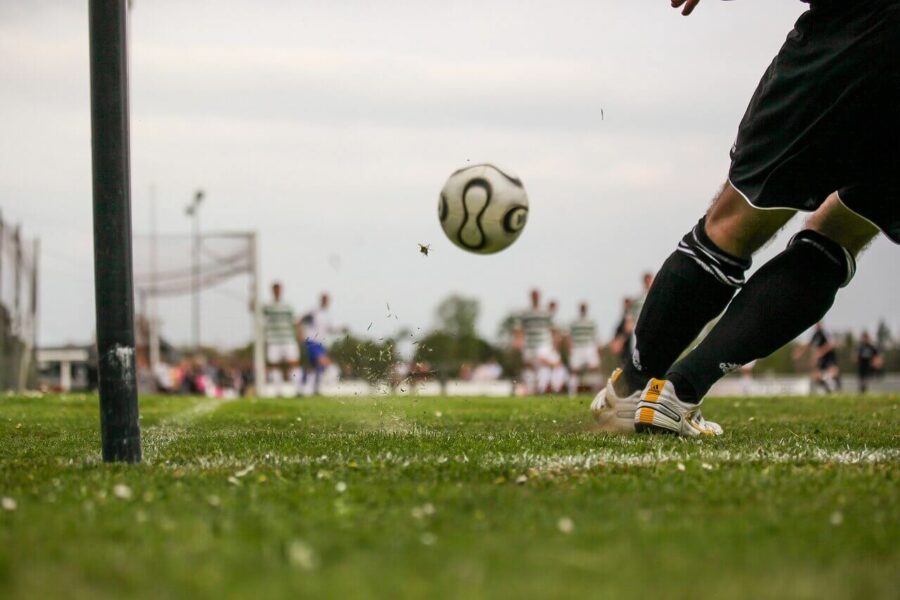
xmin=590 ymin=368 xmax=640 ymax=433
xmin=634 ymin=378 xmax=723 ymax=437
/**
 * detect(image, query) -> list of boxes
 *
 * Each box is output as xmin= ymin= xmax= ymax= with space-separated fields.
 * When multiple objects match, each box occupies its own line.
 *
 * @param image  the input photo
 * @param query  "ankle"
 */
xmin=667 ymin=372 xmax=700 ymax=404
xmin=612 ymin=372 xmax=639 ymax=398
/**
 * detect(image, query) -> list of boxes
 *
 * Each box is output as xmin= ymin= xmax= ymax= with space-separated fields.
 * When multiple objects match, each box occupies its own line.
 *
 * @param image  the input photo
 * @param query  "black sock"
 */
xmin=623 ymin=217 xmax=750 ymax=392
xmin=668 ymin=230 xmax=855 ymax=402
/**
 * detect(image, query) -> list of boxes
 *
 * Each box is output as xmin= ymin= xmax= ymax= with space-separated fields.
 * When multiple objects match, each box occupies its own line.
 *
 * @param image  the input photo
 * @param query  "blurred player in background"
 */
xmin=855 ymin=331 xmax=882 ymax=393
xmin=593 ymin=0 xmax=898 ymax=435
xmin=299 ymin=292 xmax=339 ymax=396
xmin=546 ymin=299 xmax=568 ymax=394
xmin=629 ymin=271 xmax=654 ymax=324
xmin=513 ymin=289 xmax=555 ymax=395
xmin=794 ymin=322 xmax=842 ymax=394
xmin=610 ymin=297 xmax=635 ymax=368
xmin=262 ymin=281 xmax=301 ymax=396
xmin=739 ymin=360 xmax=757 ymax=396
xmin=567 ymin=302 xmax=601 ymax=396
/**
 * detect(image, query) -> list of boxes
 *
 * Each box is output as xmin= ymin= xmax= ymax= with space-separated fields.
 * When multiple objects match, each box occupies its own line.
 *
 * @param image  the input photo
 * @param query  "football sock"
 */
xmin=537 ymin=366 xmax=552 ymax=395
xmin=622 ymin=217 xmax=750 ymax=393
xmin=668 ymin=229 xmax=856 ymax=403
xmin=313 ymin=365 xmax=323 ymax=394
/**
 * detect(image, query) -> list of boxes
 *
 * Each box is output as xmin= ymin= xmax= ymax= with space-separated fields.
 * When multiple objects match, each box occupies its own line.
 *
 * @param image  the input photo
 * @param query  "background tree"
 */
xmin=414 ymin=295 xmax=497 ymax=382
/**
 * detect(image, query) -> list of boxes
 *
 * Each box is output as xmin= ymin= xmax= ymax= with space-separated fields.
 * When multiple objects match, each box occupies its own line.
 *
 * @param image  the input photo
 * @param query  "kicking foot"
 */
xmin=634 ymin=378 xmax=723 ymax=437
xmin=590 ymin=368 xmax=640 ymax=433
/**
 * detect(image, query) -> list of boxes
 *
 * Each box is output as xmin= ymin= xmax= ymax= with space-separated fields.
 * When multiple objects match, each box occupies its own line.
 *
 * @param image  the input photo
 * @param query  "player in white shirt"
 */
xmin=299 ymin=292 xmax=339 ymax=395
xmin=567 ymin=302 xmax=601 ymax=396
xmin=262 ymin=282 xmax=301 ymax=395
xmin=513 ymin=289 xmax=558 ymax=395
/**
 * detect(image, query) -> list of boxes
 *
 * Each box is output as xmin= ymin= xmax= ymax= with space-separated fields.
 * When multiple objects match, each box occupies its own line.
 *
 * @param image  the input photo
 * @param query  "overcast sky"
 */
xmin=1 ymin=0 xmax=897 ymax=349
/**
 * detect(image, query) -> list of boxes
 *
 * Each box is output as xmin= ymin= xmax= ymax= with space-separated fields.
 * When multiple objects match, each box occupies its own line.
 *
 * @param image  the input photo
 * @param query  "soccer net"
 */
xmin=0 ymin=212 xmax=39 ymax=391
xmin=131 ymin=231 xmax=264 ymax=392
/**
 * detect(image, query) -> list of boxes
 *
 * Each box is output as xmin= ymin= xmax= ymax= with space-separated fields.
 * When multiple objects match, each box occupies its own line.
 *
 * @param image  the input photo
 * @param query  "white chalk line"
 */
xmin=153 ymin=446 xmax=900 ymax=472
xmin=142 ymin=397 xmax=238 ymax=463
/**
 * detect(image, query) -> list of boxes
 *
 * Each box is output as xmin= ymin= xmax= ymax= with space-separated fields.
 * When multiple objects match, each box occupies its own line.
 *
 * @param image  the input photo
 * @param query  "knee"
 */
xmin=787 ymin=229 xmax=856 ymax=288
xmin=806 ymin=193 xmax=880 ymax=256
xmin=705 ymin=182 xmax=793 ymax=258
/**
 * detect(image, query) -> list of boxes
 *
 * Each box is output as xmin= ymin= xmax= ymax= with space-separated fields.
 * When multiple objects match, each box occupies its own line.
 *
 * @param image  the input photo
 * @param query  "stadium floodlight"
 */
xmin=88 ymin=0 xmax=142 ymax=463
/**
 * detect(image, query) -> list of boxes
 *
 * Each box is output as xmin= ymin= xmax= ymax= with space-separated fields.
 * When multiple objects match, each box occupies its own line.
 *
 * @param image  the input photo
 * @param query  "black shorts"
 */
xmin=728 ymin=0 xmax=900 ymax=243
xmin=816 ymin=351 xmax=838 ymax=371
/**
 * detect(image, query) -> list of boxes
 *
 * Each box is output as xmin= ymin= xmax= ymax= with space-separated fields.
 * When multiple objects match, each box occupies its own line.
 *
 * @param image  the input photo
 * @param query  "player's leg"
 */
xmin=550 ymin=363 xmax=567 ymax=394
xmin=617 ymin=182 xmax=794 ymax=397
xmin=829 ymin=363 xmax=843 ymax=393
xmin=595 ymin=184 xmax=790 ymax=431
xmin=814 ymin=367 xmax=830 ymax=395
xmin=664 ymin=193 xmax=878 ymax=408
xmin=311 ymin=346 xmax=330 ymax=395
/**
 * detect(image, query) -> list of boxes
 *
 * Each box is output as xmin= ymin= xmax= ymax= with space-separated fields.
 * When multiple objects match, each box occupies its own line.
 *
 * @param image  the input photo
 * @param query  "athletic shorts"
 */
xmin=523 ymin=346 xmax=559 ymax=366
xmin=305 ymin=339 xmax=327 ymax=364
xmin=728 ymin=0 xmax=900 ymax=243
xmin=816 ymin=351 xmax=839 ymax=371
xmin=569 ymin=346 xmax=600 ymax=371
xmin=266 ymin=341 xmax=299 ymax=365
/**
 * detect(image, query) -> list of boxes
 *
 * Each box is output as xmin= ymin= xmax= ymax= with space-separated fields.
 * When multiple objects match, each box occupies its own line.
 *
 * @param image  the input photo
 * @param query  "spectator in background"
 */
xmin=472 ymin=358 xmax=503 ymax=382
xmin=856 ymin=331 xmax=882 ymax=393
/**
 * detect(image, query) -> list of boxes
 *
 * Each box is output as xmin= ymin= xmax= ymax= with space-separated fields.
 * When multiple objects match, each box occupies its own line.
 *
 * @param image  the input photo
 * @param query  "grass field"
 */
xmin=1 ymin=392 xmax=898 ymax=599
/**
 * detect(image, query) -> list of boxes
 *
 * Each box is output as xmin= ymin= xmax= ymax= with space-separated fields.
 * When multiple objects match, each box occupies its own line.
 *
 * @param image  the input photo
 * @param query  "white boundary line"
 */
xmin=143 ymin=397 xmax=238 ymax=463
xmin=154 ymin=447 xmax=900 ymax=472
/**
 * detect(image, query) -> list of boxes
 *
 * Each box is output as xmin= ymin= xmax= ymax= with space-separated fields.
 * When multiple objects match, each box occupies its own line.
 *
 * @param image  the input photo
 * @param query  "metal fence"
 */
xmin=0 ymin=210 xmax=39 ymax=391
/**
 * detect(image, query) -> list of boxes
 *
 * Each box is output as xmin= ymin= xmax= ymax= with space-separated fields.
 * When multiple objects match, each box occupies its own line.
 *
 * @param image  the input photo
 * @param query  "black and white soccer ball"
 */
xmin=438 ymin=163 xmax=529 ymax=255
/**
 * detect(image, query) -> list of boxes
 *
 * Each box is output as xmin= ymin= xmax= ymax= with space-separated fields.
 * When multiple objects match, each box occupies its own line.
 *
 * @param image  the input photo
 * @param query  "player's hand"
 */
xmin=671 ymin=0 xmax=700 ymax=16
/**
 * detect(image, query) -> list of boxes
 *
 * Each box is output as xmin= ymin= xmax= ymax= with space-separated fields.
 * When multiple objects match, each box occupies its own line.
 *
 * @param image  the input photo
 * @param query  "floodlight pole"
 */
xmin=89 ymin=0 xmax=142 ymax=463
xmin=251 ymin=232 xmax=265 ymax=395
xmin=186 ymin=189 xmax=204 ymax=350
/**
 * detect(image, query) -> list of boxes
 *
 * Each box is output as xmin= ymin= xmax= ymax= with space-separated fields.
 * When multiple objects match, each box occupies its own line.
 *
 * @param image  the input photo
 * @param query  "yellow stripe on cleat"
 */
xmin=639 ymin=407 xmax=655 ymax=424
xmin=645 ymin=379 xmax=664 ymax=403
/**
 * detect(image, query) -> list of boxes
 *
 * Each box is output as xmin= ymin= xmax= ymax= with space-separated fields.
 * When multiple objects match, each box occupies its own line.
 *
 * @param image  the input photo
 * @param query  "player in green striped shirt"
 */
xmin=567 ymin=302 xmax=601 ymax=395
xmin=262 ymin=281 xmax=301 ymax=396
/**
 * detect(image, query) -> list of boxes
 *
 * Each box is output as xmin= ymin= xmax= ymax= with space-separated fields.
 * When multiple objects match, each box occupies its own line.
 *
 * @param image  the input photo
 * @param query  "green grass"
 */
xmin=1 ymin=393 xmax=898 ymax=599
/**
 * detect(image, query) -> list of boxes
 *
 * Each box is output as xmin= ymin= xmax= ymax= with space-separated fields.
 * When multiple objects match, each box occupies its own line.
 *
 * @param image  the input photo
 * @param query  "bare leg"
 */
xmin=667 ymin=191 xmax=879 ymax=402
xmin=616 ymin=182 xmax=793 ymax=396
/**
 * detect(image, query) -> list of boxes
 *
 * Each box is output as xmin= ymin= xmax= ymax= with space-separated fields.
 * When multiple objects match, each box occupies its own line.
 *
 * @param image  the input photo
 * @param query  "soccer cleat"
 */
xmin=590 ymin=368 xmax=641 ymax=433
xmin=634 ymin=378 xmax=723 ymax=437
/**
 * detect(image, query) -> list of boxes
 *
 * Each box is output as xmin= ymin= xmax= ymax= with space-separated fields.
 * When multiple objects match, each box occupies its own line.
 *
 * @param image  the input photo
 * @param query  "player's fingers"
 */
xmin=681 ymin=0 xmax=700 ymax=15
xmin=671 ymin=0 xmax=687 ymax=6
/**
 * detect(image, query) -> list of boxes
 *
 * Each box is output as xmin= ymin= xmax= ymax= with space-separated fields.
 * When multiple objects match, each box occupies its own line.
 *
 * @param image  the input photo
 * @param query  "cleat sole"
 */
xmin=634 ymin=422 xmax=679 ymax=435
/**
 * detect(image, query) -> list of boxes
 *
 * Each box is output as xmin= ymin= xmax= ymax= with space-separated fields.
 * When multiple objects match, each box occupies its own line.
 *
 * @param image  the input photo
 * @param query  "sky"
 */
xmin=0 ymin=0 xmax=897 ymax=350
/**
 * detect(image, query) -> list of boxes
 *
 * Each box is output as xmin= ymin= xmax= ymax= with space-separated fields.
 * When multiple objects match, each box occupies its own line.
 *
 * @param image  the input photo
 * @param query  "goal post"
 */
xmin=89 ymin=0 xmax=142 ymax=463
xmin=132 ymin=230 xmax=265 ymax=393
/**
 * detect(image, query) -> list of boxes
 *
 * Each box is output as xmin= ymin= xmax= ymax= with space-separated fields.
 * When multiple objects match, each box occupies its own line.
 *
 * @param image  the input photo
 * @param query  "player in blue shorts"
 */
xmin=299 ymin=293 xmax=338 ymax=395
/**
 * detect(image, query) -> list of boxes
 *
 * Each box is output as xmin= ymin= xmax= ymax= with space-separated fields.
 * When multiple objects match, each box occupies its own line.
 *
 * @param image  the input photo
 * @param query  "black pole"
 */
xmin=89 ymin=0 xmax=142 ymax=463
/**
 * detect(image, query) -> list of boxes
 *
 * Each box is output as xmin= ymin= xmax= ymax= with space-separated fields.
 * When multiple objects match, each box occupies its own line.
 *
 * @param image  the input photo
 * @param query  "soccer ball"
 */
xmin=438 ymin=163 xmax=529 ymax=254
